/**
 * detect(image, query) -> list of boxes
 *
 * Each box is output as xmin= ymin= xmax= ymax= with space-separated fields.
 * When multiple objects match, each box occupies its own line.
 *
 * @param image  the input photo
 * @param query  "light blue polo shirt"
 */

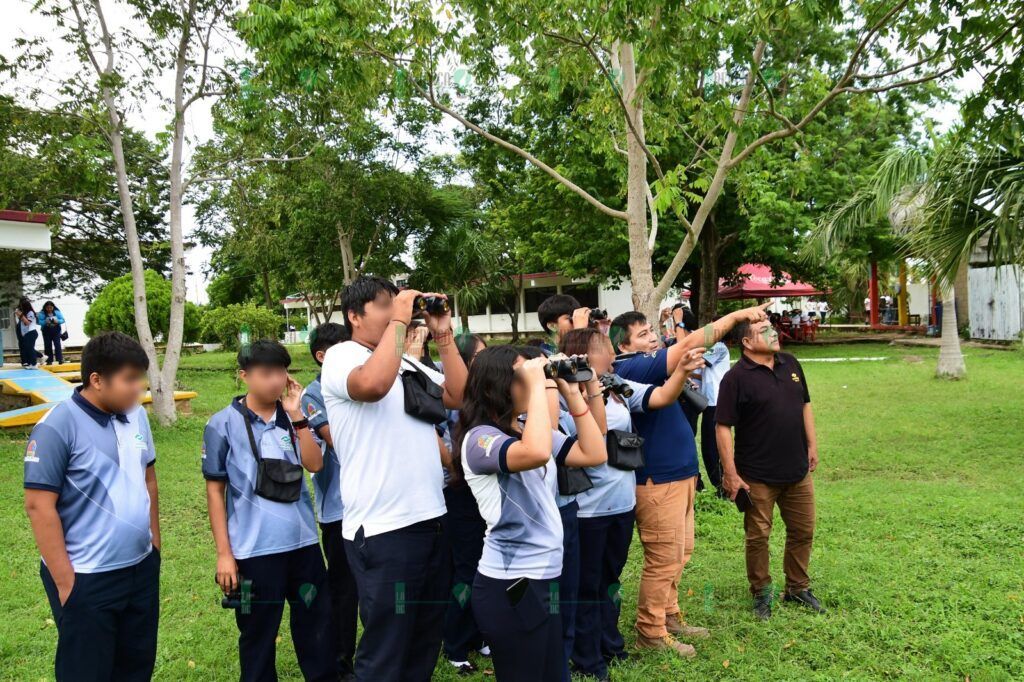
xmin=202 ymin=397 xmax=318 ymax=560
xmin=300 ymin=376 xmax=343 ymax=524
xmin=561 ymin=378 xmax=654 ymax=518
xmin=24 ymin=388 xmax=155 ymax=573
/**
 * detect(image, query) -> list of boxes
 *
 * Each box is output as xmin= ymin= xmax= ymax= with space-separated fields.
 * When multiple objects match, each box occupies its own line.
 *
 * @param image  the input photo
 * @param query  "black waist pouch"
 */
xmin=243 ymin=408 xmax=303 ymax=503
xmin=556 ymin=462 xmax=593 ymax=496
xmin=606 ymin=429 xmax=645 ymax=471
xmin=401 ymin=361 xmax=447 ymax=425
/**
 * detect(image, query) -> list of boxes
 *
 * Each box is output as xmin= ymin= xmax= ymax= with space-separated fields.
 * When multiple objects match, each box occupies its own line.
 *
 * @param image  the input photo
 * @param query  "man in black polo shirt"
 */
xmin=715 ymin=319 xmax=824 ymax=620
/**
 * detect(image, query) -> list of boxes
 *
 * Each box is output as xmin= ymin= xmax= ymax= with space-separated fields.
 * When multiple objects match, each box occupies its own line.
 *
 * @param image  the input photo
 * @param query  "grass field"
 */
xmin=1 ymin=342 xmax=1022 ymax=681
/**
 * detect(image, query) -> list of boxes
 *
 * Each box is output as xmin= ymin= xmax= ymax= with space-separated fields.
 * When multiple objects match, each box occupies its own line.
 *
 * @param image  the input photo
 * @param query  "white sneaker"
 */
xmin=478 ymin=645 xmax=492 ymax=657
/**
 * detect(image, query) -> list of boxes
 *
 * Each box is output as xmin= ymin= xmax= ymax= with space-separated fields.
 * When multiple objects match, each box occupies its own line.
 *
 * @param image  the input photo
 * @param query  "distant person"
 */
xmin=41 ymin=301 xmax=66 ymax=365
xmin=15 ymin=296 xmax=41 ymax=368
xmin=696 ymin=338 xmax=731 ymax=495
xmin=716 ymin=319 xmax=824 ymax=621
xmin=24 ymin=332 xmax=161 ymax=680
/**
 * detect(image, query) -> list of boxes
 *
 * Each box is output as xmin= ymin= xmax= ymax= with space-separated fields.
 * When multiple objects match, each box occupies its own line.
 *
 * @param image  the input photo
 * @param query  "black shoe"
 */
xmin=784 ymin=589 xmax=826 ymax=614
xmin=753 ymin=588 xmax=773 ymax=620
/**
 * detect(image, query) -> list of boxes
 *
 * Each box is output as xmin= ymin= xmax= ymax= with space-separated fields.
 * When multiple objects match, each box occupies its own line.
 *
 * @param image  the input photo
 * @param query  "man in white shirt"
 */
xmin=320 ymin=276 xmax=468 ymax=682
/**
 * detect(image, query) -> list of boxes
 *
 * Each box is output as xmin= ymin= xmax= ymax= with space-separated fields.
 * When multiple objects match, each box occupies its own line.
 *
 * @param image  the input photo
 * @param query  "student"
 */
xmin=558 ymin=329 xmax=704 ymax=679
xmin=609 ymin=302 xmax=768 ymax=657
xmin=41 ymin=301 xmax=66 ymax=365
xmin=15 ymin=296 xmax=41 ymax=368
xmin=202 ymin=339 xmax=335 ymax=682
xmin=716 ymin=320 xmax=824 ymax=620
xmin=457 ymin=346 xmax=607 ymax=681
xmin=537 ymin=294 xmax=594 ymax=354
xmin=320 ymin=276 xmax=468 ymax=682
xmin=300 ymin=323 xmax=358 ymax=680
xmin=24 ymin=331 xmax=161 ymax=681
xmin=441 ymin=333 xmax=491 ymax=675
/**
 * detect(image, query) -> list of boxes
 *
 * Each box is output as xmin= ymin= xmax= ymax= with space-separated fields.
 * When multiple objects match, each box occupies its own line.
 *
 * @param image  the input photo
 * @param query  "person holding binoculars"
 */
xmin=456 ymin=346 xmax=606 ymax=681
xmin=319 ymin=276 xmax=469 ymax=682
xmin=202 ymin=339 xmax=334 ymax=682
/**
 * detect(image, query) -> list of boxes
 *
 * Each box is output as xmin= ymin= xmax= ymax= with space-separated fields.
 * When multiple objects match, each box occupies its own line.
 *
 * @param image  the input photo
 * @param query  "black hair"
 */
xmin=81 ymin=332 xmax=149 ymax=381
xmin=340 ymin=276 xmax=399 ymax=330
xmin=559 ymin=327 xmax=610 ymax=357
xmin=42 ymin=300 xmax=59 ymax=313
xmin=516 ymin=344 xmax=545 ymax=360
xmin=729 ymin=319 xmax=754 ymax=345
xmin=609 ymin=311 xmax=647 ymax=351
xmin=18 ymin=297 xmax=34 ymax=314
xmin=309 ymin=322 xmax=349 ymax=366
xmin=537 ymin=294 xmax=580 ymax=333
xmin=238 ymin=339 xmax=291 ymax=370
xmin=681 ymin=306 xmax=698 ymax=332
xmin=524 ymin=337 xmax=546 ymax=348
xmin=456 ymin=333 xmax=487 ymax=367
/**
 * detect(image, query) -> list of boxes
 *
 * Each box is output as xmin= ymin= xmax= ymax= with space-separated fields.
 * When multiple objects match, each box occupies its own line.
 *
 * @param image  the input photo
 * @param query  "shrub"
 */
xmin=201 ymin=303 xmax=283 ymax=349
xmin=84 ymin=270 xmax=201 ymax=342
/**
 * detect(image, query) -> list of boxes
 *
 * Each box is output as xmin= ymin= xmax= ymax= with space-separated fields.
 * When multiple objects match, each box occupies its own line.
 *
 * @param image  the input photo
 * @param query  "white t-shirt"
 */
xmin=320 ymin=340 xmax=447 ymax=540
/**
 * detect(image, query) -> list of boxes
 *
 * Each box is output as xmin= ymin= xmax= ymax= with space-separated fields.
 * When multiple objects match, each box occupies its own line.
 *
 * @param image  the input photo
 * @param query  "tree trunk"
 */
xmin=698 ymin=217 xmax=719 ymax=324
xmin=936 ymin=284 xmax=966 ymax=379
xmin=338 ymin=227 xmax=356 ymax=284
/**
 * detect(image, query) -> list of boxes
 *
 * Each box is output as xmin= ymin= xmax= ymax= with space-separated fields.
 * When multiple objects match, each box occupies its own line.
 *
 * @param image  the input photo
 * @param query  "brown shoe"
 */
xmin=635 ymin=633 xmax=697 ymax=658
xmin=666 ymin=613 xmax=710 ymax=639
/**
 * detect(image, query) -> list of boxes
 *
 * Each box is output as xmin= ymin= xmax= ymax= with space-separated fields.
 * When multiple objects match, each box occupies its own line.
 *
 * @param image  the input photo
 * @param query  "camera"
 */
xmin=221 ymin=578 xmax=255 ymax=615
xmin=589 ymin=308 xmax=608 ymax=323
xmin=413 ymin=295 xmax=450 ymax=316
xmin=544 ymin=354 xmax=594 ymax=383
xmin=599 ymin=372 xmax=634 ymax=398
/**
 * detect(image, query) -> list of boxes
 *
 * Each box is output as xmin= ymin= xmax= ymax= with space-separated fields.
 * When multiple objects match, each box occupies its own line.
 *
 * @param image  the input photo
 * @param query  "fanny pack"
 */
xmin=401 ymin=360 xmax=447 ymax=425
xmin=606 ymin=428 xmax=645 ymax=471
xmin=682 ymin=382 xmax=709 ymax=413
xmin=556 ymin=461 xmax=594 ymax=496
xmin=243 ymin=408 xmax=303 ymax=503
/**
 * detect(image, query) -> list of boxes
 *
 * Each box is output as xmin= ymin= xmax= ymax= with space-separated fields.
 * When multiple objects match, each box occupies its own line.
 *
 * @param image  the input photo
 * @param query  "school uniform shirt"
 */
xmin=461 ymin=424 xmax=575 ymax=580
xmin=562 ymin=378 xmax=654 ymax=518
xmin=613 ymin=348 xmax=699 ymax=484
xmin=19 ymin=310 xmax=38 ymax=335
xmin=697 ymin=342 xmax=731 ymax=407
xmin=320 ymin=340 xmax=447 ymax=541
xmin=201 ymin=398 xmax=318 ymax=559
xmin=23 ymin=388 xmax=155 ymax=573
xmin=299 ymin=376 xmax=343 ymax=524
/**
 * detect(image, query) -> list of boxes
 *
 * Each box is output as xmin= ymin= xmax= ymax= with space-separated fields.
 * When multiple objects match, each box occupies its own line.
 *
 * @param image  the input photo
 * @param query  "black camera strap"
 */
xmin=240 ymin=398 xmax=295 ymax=464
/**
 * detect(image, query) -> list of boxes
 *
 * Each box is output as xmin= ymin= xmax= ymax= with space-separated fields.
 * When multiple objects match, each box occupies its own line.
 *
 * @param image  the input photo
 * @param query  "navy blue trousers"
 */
xmin=558 ymin=501 xmax=580 ymax=682
xmin=441 ymin=484 xmax=486 ymax=661
xmin=572 ymin=510 xmax=635 ymax=677
xmin=321 ymin=521 xmax=359 ymax=677
xmin=472 ymin=573 xmax=562 ymax=682
xmin=234 ymin=543 xmax=335 ymax=682
xmin=40 ymin=549 xmax=160 ymax=682
xmin=344 ymin=517 xmax=450 ymax=682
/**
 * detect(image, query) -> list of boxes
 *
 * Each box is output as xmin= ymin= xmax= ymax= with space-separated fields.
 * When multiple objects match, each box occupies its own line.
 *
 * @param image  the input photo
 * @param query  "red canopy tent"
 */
xmin=717 ymin=263 xmax=826 ymax=300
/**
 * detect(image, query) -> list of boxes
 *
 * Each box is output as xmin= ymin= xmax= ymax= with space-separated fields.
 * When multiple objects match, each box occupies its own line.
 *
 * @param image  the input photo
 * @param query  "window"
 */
xmin=561 ymin=284 xmax=599 ymax=309
xmin=524 ymin=286 xmax=558 ymax=313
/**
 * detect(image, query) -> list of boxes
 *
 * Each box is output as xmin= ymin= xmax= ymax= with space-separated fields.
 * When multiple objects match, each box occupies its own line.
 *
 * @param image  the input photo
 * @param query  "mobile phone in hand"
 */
xmin=735 ymin=487 xmax=753 ymax=512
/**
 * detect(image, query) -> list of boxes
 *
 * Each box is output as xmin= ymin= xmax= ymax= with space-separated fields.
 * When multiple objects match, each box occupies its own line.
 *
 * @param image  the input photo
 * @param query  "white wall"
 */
xmin=968 ymin=265 xmax=1024 ymax=341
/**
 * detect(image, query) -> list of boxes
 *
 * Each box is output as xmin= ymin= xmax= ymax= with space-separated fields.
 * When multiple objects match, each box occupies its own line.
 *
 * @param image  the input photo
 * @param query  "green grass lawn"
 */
xmin=1 ymin=342 xmax=1022 ymax=680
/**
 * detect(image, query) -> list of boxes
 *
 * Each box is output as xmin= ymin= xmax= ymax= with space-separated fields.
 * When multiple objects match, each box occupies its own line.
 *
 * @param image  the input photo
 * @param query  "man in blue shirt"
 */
xmin=203 ymin=340 xmax=334 ymax=681
xmin=611 ymin=303 xmax=769 ymax=658
xmin=301 ymin=323 xmax=358 ymax=680
xmin=24 ymin=332 xmax=161 ymax=681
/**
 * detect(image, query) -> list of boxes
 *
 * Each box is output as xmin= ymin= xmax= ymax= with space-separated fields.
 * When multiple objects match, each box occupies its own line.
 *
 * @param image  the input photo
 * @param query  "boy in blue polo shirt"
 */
xmin=300 ymin=323 xmax=358 ymax=679
xmin=24 ymin=331 xmax=161 ymax=681
xmin=203 ymin=340 xmax=335 ymax=682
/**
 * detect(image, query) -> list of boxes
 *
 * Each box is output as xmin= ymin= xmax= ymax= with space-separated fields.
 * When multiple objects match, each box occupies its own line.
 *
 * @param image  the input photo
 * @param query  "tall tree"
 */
xmin=239 ymin=0 xmax=1019 ymax=321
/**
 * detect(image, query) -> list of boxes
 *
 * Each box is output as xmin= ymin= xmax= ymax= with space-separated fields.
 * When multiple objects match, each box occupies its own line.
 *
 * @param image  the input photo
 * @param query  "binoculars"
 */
xmin=413 ymin=295 xmax=450 ymax=316
xmin=221 ymin=578 xmax=255 ymax=615
xmin=545 ymin=354 xmax=593 ymax=383
xmin=589 ymin=308 xmax=608 ymax=323
xmin=599 ymin=372 xmax=633 ymax=398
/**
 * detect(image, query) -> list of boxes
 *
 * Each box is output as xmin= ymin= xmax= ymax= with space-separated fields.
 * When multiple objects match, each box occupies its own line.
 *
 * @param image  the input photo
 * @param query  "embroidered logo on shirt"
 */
xmin=281 ymin=434 xmax=294 ymax=452
xmin=477 ymin=434 xmax=496 ymax=453
xmin=134 ymin=432 xmax=148 ymax=449
xmin=24 ymin=439 xmax=39 ymax=463
xmin=791 ymin=373 xmax=801 ymax=383
xmin=306 ymin=402 xmax=320 ymax=418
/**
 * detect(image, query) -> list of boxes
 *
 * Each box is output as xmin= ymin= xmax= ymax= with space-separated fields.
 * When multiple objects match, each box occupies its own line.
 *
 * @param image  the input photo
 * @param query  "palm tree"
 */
xmin=807 ymin=135 xmax=1024 ymax=378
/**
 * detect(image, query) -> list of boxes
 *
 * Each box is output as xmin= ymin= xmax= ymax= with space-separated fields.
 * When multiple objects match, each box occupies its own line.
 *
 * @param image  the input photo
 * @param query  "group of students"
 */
xmin=13 ymin=296 xmax=67 ymax=367
xmin=23 ymin=274 xmax=824 ymax=682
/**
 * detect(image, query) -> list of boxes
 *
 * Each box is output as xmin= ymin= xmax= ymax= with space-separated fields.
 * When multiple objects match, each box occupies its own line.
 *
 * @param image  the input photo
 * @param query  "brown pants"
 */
xmin=634 ymin=476 xmax=696 ymax=638
xmin=744 ymin=474 xmax=815 ymax=596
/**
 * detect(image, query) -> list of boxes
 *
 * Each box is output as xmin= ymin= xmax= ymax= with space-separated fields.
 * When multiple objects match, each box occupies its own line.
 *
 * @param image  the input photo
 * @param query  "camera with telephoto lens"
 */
xmin=413 ymin=295 xmax=450 ymax=316
xmin=544 ymin=354 xmax=594 ymax=383
xmin=589 ymin=308 xmax=608 ymax=323
xmin=221 ymin=578 xmax=256 ymax=615
xmin=599 ymin=372 xmax=634 ymax=398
